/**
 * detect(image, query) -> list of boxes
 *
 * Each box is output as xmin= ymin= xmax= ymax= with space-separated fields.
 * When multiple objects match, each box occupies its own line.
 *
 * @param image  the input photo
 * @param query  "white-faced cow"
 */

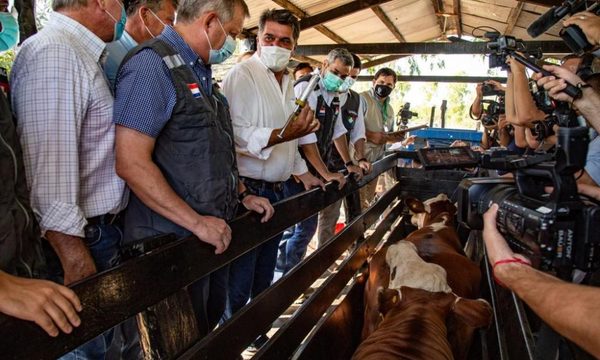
xmin=360 ymin=194 xmax=491 ymax=360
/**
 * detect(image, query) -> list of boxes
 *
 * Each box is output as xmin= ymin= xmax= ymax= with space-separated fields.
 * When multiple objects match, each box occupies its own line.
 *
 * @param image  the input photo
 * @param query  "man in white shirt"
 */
xmin=221 ymin=8 xmax=322 ymax=351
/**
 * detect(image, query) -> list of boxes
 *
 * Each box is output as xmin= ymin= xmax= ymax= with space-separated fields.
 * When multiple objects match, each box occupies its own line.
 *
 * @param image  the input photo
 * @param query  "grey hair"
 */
xmin=326 ymin=48 xmax=354 ymax=68
xmin=53 ymin=0 xmax=87 ymax=11
xmin=177 ymin=0 xmax=249 ymax=24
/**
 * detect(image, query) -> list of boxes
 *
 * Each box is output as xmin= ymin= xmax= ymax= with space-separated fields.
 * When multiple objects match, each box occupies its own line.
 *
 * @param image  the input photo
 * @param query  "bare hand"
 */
xmin=346 ymin=164 xmax=363 ymax=181
xmin=535 ymin=65 xmax=583 ymax=103
xmin=242 ymin=194 xmax=275 ymax=223
xmin=486 ymin=80 xmax=505 ymax=92
xmin=563 ymin=11 xmax=600 ymax=47
xmin=482 ymin=204 xmax=530 ymax=265
xmin=324 ymin=171 xmax=346 ymax=189
xmin=279 ymin=106 xmax=319 ymax=141
xmin=296 ymin=171 xmax=326 ymax=191
xmin=476 ymin=82 xmax=483 ymax=97
xmin=507 ymin=55 xmax=525 ymax=72
xmin=577 ymin=183 xmax=600 ymax=201
xmin=0 ymin=271 xmax=82 ymax=337
xmin=194 ymin=216 xmax=232 ymax=254
xmin=387 ymin=132 xmax=406 ymax=143
xmin=358 ymin=159 xmax=372 ymax=174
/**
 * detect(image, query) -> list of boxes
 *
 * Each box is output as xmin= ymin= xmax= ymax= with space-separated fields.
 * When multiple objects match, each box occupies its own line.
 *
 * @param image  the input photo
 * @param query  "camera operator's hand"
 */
xmin=476 ymin=82 xmax=484 ymax=97
xmin=486 ymin=80 xmax=506 ymax=92
xmin=534 ymin=65 xmax=584 ymax=103
xmin=563 ymin=11 xmax=600 ymax=47
xmin=507 ymin=55 xmax=525 ymax=72
xmin=577 ymin=183 xmax=600 ymax=201
xmin=482 ymin=204 xmax=531 ymax=266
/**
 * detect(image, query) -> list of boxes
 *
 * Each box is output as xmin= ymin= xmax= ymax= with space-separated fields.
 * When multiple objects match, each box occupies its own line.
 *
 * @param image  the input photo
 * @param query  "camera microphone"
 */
xmin=527 ymin=5 xmax=570 ymax=38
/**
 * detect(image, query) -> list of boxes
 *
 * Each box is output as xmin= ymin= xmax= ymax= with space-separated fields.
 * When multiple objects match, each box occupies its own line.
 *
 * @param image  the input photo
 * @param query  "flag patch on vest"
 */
xmin=188 ymin=83 xmax=201 ymax=98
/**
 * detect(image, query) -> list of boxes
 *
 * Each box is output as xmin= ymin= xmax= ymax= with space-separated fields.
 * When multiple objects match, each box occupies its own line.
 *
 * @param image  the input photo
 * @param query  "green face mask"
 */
xmin=322 ymin=71 xmax=344 ymax=92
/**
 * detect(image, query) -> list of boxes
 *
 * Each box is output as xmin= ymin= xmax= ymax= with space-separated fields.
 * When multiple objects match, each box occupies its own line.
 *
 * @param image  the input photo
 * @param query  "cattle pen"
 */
xmin=0 ymin=151 xmax=577 ymax=359
xmin=2 ymin=0 xmax=590 ymax=358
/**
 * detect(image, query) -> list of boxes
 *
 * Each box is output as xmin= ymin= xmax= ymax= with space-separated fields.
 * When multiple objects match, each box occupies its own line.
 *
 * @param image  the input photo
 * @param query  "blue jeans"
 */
xmin=188 ymin=264 xmax=230 ymax=335
xmin=44 ymin=222 xmax=140 ymax=360
xmin=224 ymin=180 xmax=285 ymax=320
xmin=281 ymin=179 xmax=318 ymax=274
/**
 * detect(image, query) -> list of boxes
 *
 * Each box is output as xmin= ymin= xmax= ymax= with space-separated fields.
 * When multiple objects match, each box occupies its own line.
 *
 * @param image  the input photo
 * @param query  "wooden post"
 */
xmin=430 ymin=106 xmax=436 ymax=128
xmin=441 ymin=100 xmax=447 ymax=128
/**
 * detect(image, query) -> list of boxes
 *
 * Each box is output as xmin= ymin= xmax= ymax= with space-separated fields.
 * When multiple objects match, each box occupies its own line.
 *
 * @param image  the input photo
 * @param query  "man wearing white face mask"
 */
xmin=221 ymin=9 xmax=323 ymax=352
xmin=104 ymin=0 xmax=177 ymax=88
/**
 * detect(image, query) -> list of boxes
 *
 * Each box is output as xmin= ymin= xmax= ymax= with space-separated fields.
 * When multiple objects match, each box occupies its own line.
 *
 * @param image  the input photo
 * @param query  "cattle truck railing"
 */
xmin=0 ymin=153 xmax=404 ymax=360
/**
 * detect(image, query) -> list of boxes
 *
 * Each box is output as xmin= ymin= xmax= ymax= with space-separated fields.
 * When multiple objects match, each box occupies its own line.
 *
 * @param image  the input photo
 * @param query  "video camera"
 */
xmin=527 ymin=0 xmax=600 ymax=55
xmin=416 ymin=127 xmax=600 ymax=276
xmin=480 ymin=98 xmax=505 ymax=128
xmin=397 ymin=102 xmax=418 ymax=128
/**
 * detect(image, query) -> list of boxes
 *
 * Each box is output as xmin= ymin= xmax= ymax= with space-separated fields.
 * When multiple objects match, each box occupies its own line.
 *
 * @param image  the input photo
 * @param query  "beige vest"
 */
xmin=361 ymin=90 xmax=395 ymax=162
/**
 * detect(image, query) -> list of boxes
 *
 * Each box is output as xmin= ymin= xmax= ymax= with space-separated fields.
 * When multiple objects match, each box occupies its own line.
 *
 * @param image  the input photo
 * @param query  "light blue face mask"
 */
xmin=338 ymin=76 xmax=356 ymax=93
xmin=204 ymin=18 xmax=236 ymax=64
xmin=105 ymin=0 xmax=127 ymax=42
xmin=323 ymin=71 xmax=344 ymax=92
xmin=0 ymin=12 xmax=19 ymax=51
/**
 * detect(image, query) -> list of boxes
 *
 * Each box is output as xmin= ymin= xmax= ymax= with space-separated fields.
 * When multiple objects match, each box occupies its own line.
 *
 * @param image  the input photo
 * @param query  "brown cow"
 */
xmin=361 ymin=194 xmax=488 ymax=359
xmin=354 ymin=287 xmax=492 ymax=360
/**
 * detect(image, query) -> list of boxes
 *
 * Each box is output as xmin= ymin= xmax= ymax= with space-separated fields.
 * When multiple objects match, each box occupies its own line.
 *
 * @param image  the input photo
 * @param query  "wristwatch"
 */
xmin=238 ymin=189 xmax=253 ymax=202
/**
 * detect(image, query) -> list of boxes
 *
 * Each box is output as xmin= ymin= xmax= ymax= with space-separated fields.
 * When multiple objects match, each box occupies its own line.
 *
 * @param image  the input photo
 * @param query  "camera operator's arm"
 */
xmin=497 ymin=115 xmax=511 ymax=147
xmin=509 ymin=56 xmax=546 ymax=126
xmin=470 ymin=83 xmax=484 ymax=120
xmin=535 ymin=65 xmax=600 ymax=134
xmin=506 ymin=72 xmax=529 ymax=148
xmin=563 ymin=12 xmax=600 ymax=47
xmin=483 ymin=205 xmax=600 ymax=358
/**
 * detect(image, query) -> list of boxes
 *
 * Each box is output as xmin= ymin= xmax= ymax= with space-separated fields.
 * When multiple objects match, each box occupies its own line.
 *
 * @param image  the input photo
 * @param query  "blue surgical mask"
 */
xmin=338 ymin=76 xmax=356 ymax=93
xmin=105 ymin=0 xmax=126 ymax=42
xmin=322 ymin=71 xmax=344 ymax=92
xmin=204 ymin=18 xmax=236 ymax=64
xmin=0 ymin=12 xmax=19 ymax=51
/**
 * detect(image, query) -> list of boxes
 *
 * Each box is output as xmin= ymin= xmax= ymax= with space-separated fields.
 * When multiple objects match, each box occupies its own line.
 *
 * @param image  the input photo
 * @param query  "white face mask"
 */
xmin=259 ymin=45 xmax=292 ymax=72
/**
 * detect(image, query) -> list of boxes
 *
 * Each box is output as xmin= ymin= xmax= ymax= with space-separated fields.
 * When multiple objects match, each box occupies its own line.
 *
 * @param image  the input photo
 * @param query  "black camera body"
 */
xmin=397 ymin=102 xmax=418 ymax=128
xmin=481 ymin=98 xmax=505 ymax=127
xmin=482 ymin=83 xmax=504 ymax=97
xmin=454 ymin=126 xmax=600 ymax=276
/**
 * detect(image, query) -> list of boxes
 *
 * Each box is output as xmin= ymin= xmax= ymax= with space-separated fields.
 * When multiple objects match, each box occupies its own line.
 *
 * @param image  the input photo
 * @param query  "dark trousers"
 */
xmin=224 ymin=179 xmax=285 ymax=320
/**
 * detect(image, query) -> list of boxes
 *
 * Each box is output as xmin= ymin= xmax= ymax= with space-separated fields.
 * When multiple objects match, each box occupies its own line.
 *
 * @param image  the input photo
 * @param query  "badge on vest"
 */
xmin=187 ymin=83 xmax=202 ymax=99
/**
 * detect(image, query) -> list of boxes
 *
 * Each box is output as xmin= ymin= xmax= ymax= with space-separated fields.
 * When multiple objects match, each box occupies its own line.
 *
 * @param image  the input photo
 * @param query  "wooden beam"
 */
xmin=292 ymin=54 xmax=321 ymax=67
xmin=296 ymin=41 xmax=571 ymax=55
xmin=314 ymin=24 xmax=349 ymax=43
xmin=520 ymin=0 xmax=562 ymax=6
xmin=430 ymin=0 xmax=445 ymax=33
xmin=270 ymin=0 xmax=348 ymax=44
xmin=299 ymin=0 xmax=393 ymax=30
xmin=505 ymin=2 xmax=525 ymax=35
xmin=362 ymin=55 xmax=406 ymax=68
xmin=452 ymin=0 xmax=462 ymax=37
xmin=371 ymin=6 xmax=406 ymax=42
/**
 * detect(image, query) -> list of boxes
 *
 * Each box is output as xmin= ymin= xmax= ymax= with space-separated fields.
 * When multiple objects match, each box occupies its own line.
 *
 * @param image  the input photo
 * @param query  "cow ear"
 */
xmin=377 ymin=288 xmax=401 ymax=316
xmin=405 ymin=197 xmax=425 ymax=213
xmin=452 ymin=298 xmax=493 ymax=329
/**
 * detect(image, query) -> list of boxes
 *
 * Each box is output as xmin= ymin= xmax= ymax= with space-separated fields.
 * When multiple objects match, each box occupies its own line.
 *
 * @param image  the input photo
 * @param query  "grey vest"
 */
xmin=121 ymin=39 xmax=239 ymax=242
xmin=327 ymin=89 xmax=361 ymax=171
xmin=0 ymin=86 xmax=45 ymax=277
xmin=295 ymin=75 xmax=340 ymax=176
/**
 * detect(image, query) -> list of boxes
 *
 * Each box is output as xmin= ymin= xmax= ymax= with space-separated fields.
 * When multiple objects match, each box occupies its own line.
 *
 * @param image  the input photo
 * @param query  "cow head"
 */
xmin=405 ymin=194 xmax=456 ymax=229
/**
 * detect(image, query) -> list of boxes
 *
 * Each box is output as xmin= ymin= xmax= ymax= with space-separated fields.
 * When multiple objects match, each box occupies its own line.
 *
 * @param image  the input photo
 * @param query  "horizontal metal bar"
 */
xmin=0 ymin=154 xmax=400 ymax=360
xmin=357 ymin=75 xmax=508 ymax=83
xmin=295 ymin=41 xmax=571 ymax=56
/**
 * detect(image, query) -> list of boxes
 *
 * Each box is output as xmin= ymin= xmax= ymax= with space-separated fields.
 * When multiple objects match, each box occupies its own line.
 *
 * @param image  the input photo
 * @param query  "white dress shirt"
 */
xmin=296 ymin=78 xmax=348 ymax=146
xmin=11 ymin=13 xmax=127 ymax=237
xmin=222 ymin=54 xmax=308 ymax=182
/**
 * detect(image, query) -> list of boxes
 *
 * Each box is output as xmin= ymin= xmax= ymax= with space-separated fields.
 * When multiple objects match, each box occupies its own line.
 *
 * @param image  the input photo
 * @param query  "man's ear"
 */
xmin=405 ymin=197 xmax=425 ymax=214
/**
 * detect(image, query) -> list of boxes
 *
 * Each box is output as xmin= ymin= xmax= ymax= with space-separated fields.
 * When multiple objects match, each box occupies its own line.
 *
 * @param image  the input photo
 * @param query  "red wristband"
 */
xmin=492 ymin=258 xmax=531 ymax=288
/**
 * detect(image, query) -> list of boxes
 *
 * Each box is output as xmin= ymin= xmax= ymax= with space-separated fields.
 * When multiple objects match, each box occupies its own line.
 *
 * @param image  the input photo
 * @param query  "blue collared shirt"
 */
xmin=104 ymin=31 xmax=138 ymax=90
xmin=113 ymin=26 xmax=213 ymax=138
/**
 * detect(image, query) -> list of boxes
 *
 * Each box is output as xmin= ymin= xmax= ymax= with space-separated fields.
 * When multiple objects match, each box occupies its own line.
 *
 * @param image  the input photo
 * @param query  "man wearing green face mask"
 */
xmin=11 ymin=0 xmax=132 ymax=357
xmin=281 ymin=48 xmax=364 ymax=274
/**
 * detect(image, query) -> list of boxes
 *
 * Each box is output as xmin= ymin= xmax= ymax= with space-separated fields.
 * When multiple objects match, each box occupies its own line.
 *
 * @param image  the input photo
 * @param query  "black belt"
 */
xmin=241 ymin=176 xmax=286 ymax=193
xmin=87 ymin=212 xmax=120 ymax=226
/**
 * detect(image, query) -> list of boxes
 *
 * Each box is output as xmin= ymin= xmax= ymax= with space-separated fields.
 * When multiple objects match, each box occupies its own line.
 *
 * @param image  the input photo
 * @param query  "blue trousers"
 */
xmin=280 ymin=179 xmax=318 ymax=274
xmin=224 ymin=180 xmax=285 ymax=320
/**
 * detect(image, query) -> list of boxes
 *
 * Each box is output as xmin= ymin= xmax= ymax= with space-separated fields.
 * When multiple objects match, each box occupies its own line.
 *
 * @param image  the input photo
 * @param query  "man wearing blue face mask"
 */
xmin=104 ymin=0 xmax=177 ymax=89
xmin=11 ymin=0 xmax=130 ymax=357
xmin=113 ymin=0 xmax=274 ymax=337
xmin=279 ymin=48 xmax=364 ymax=275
